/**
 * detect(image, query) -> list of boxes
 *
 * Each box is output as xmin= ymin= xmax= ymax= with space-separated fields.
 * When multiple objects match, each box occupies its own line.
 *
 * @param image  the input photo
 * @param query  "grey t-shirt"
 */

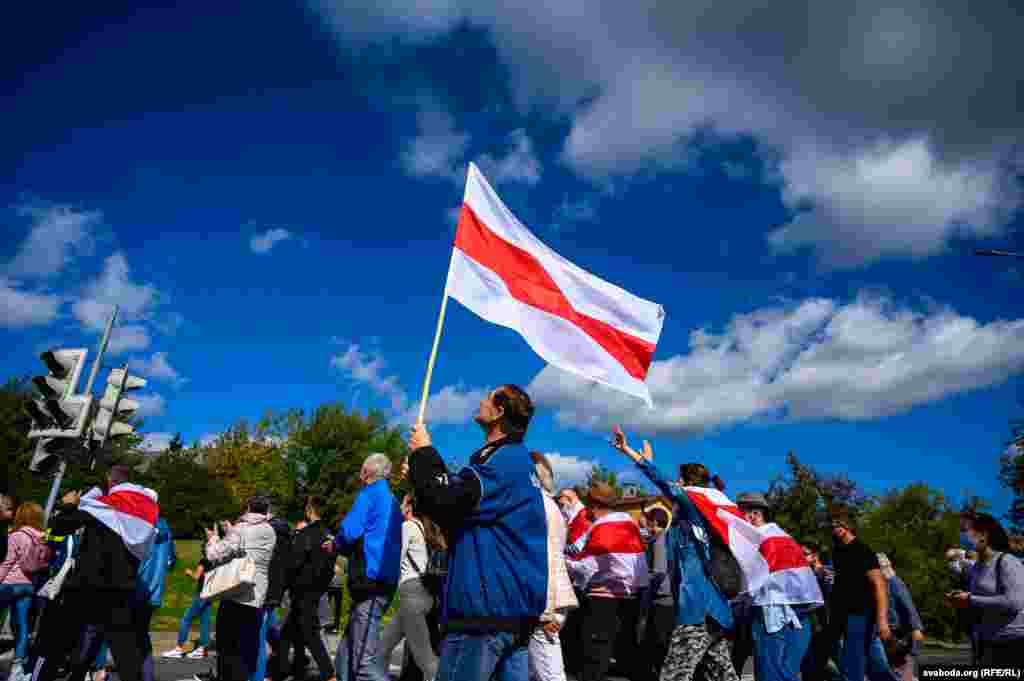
xmin=650 ymin=532 xmax=673 ymax=606
xmin=968 ymin=552 xmax=1024 ymax=642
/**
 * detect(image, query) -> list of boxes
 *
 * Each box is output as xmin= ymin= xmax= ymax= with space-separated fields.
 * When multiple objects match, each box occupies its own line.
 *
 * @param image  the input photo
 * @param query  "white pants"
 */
xmin=529 ymin=626 xmax=567 ymax=681
xmin=377 ymin=580 xmax=438 ymax=681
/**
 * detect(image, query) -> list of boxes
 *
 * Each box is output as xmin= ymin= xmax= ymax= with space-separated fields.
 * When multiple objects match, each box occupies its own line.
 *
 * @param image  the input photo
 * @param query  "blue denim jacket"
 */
xmin=886 ymin=575 xmax=923 ymax=636
xmin=637 ymin=460 xmax=733 ymax=629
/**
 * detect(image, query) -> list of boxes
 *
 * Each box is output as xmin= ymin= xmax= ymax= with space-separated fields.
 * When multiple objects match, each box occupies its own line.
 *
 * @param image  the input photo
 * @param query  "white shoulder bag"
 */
xmin=201 ymin=530 xmax=257 ymax=601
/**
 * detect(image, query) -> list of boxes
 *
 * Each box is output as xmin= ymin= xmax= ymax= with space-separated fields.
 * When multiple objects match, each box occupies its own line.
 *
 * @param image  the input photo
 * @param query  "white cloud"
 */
xmin=0 ymin=279 xmax=62 ymax=328
xmin=399 ymin=384 xmax=489 ymax=427
xmin=330 ymin=344 xmax=409 ymax=412
xmin=400 ymin=108 xmax=470 ymax=183
xmin=134 ymin=393 xmax=166 ymax=418
xmin=529 ymin=293 xmax=1024 ymax=436
xmin=768 ymin=140 xmax=1021 ymax=268
xmin=544 ymin=452 xmax=597 ymax=487
xmin=4 ymin=204 xmax=98 ymax=279
xmin=250 ymin=228 xmax=294 ymax=254
xmin=129 ymin=351 xmax=186 ymax=386
xmin=310 ymin=0 xmax=1024 ymax=267
xmin=139 ymin=432 xmax=175 ymax=453
xmin=106 ymin=324 xmax=151 ymax=355
xmin=477 ymin=130 xmax=542 ymax=186
xmin=73 ymin=252 xmax=158 ymax=331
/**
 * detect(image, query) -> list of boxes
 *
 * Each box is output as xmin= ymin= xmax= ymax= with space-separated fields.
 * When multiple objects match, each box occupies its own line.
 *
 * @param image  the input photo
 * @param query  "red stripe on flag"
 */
xmin=96 ymin=490 xmax=159 ymax=525
xmin=686 ymin=491 xmax=743 ymax=545
xmin=581 ymin=521 xmax=646 ymax=556
xmin=455 ymin=205 xmax=656 ymax=380
xmin=759 ymin=536 xmax=808 ymax=572
xmin=568 ymin=511 xmax=592 ymax=546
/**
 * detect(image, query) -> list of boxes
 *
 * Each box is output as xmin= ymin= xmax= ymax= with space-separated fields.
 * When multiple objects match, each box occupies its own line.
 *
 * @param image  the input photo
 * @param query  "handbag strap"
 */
xmin=407 ymin=520 xmax=429 ymax=576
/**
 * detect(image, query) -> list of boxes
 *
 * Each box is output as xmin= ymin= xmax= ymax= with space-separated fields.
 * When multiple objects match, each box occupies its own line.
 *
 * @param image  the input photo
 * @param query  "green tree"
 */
xmin=766 ymin=452 xmax=873 ymax=551
xmin=998 ymin=419 xmax=1024 ymax=532
xmin=859 ymin=484 xmax=963 ymax=641
xmin=147 ymin=441 xmax=236 ymax=537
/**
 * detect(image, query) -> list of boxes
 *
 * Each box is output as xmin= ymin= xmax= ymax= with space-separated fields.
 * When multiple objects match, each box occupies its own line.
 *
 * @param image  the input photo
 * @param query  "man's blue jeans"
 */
xmin=0 ymin=584 xmax=34 ymax=660
xmin=178 ymin=593 xmax=213 ymax=647
xmin=838 ymin=615 xmax=899 ymax=681
xmin=435 ymin=631 xmax=529 ymax=681
xmin=336 ymin=595 xmax=392 ymax=681
xmin=752 ymin=610 xmax=812 ymax=681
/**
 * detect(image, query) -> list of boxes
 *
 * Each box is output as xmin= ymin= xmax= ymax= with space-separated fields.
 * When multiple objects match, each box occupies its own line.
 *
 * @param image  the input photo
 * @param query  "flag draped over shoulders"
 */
xmin=79 ymin=482 xmax=159 ymax=561
xmin=683 ymin=486 xmax=822 ymax=605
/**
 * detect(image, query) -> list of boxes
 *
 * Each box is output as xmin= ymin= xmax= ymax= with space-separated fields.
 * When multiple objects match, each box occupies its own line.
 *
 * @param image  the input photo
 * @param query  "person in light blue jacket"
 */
xmin=612 ymin=427 xmax=738 ymax=681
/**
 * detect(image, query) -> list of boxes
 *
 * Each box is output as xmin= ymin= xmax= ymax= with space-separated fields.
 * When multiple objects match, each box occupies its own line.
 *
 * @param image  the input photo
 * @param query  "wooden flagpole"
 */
xmin=416 ymin=245 xmax=457 ymax=426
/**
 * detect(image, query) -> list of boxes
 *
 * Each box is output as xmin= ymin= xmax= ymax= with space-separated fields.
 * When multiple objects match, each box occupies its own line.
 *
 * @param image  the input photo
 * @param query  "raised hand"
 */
xmin=611 ymin=425 xmax=651 ymax=462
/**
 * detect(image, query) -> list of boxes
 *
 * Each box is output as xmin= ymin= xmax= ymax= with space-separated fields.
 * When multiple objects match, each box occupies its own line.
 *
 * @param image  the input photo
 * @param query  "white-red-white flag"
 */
xmin=79 ymin=483 xmax=160 ymax=561
xmin=566 ymin=511 xmax=649 ymax=596
xmin=683 ymin=486 xmax=823 ymax=605
xmin=447 ymin=163 xmax=665 ymax=405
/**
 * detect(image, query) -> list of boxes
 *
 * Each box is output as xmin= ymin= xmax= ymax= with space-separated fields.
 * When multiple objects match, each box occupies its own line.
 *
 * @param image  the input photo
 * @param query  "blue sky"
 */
xmin=3 ymin=2 xmax=1023 ymax=517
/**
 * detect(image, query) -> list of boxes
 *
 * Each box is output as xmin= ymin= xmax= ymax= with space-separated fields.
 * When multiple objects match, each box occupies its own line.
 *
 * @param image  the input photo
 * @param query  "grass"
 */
xmin=156 ymin=540 xmax=396 ymax=633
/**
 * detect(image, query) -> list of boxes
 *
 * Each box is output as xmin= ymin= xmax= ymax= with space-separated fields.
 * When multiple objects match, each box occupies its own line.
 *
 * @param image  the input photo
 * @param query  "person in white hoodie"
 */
xmin=205 ymin=496 xmax=277 ymax=681
xmin=529 ymin=453 xmax=578 ymax=681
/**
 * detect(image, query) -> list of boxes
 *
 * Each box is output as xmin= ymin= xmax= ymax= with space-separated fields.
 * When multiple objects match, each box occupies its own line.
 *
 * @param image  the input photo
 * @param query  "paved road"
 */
xmin=2 ymin=634 xmax=973 ymax=681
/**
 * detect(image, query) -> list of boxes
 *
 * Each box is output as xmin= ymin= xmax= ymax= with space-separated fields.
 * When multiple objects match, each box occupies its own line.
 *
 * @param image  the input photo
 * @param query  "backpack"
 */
xmin=705 ymin=526 xmax=745 ymax=600
xmin=16 ymin=528 xmax=54 ymax=575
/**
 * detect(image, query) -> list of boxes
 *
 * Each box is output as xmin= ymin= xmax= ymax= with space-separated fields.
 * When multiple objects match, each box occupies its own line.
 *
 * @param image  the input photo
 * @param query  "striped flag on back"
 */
xmin=566 ymin=511 xmax=649 ymax=597
xmin=684 ymin=486 xmax=822 ymax=605
xmin=79 ymin=482 xmax=159 ymax=561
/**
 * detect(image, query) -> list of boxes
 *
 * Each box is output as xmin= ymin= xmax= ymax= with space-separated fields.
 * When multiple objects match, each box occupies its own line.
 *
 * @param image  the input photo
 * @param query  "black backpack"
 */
xmin=704 ymin=524 xmax=745 ymax=600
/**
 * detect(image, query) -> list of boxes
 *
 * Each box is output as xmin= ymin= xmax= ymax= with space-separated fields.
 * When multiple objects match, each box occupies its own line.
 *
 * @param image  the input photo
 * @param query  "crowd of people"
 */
xmin=2 ymin=383 xmax=1024 ymax=681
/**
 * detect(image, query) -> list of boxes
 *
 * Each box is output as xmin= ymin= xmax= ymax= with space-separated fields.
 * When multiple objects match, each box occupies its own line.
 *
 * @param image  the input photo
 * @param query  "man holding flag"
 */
xmin=402 ymin=161 xmax=667 ymax=679
xmin=46 ymin=464 xmax=159 ymax=681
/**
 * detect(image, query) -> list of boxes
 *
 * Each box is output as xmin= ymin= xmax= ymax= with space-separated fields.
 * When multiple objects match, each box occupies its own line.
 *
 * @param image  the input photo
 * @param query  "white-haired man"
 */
xmin=323 ymin=453 xmax=403 ymax=681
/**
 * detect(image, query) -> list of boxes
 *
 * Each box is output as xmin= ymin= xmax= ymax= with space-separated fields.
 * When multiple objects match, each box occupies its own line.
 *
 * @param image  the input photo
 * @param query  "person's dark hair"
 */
xmin=407 ymin=494 xmax=448 ymax=552
xmin=248 ymin=495 xmax=271 ymax=515
xmin=679 ymin=463 xmax=710 ymax=487
xmin=306 ymin=495 xmax=324 ymax=515
xmin=829 ymin=503 xmax=858 ymax=533
xmin=493 ymin=384 xmax=534 ymax=435
xmin=968 ymin=513 xmax=1010 ymax=552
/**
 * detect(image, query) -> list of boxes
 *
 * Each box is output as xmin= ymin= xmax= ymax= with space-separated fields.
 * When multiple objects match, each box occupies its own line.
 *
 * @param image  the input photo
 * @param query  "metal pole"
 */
xmin=43 ymin=305 xmax=118 ymax=527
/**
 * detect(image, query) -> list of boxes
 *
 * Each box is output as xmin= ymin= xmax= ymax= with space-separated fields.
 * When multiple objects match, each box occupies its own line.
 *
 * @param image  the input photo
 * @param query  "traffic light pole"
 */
xmin=42 ymin=306 xmax=118 ymax=526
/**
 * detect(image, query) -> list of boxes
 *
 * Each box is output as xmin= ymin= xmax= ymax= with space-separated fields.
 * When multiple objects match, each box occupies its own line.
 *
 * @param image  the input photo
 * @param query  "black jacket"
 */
xmin=264 ymin=518 xmax=293 ymax=609
xmin=49 ymin=503 xmax=140 ymax=592
xmin=290 ymin=520 xmax=334 ymax=593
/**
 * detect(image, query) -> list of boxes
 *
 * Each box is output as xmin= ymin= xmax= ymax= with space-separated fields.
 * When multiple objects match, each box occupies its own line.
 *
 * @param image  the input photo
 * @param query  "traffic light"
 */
xmin=29 ymin=437 xmax=86 ymax=475
xmin=90 ymin=367 xmax=146 ymax=446
xmin=26 ymin=348 xmax=93 ymax=440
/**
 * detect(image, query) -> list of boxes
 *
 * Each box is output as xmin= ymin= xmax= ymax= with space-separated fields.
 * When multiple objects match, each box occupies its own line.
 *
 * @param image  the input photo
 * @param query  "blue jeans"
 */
xmin=178 ymin=593 xmax=213 ymax=647
xmin=335 ymin=595 xmax=392 ymax=681
xmin=752 ymin=609 xmax=812 ymax=681
xmin=435 ymin=631 xmax=529 ymax=681
xmin=249 ymin=608 xmax=274 ymax=681
xmin=0 ymin=584 xmax=34 ymax=659
xmin=867 ymin=635 xmax=902 ymax=681
xmin=838 ymin=615 xmax=899 ymax=681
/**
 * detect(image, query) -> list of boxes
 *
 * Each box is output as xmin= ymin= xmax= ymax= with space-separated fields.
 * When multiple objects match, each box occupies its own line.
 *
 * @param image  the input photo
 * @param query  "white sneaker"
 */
xmin=187 ymin=647 xmax=209 ymax=659
xmin=162 ymin=646 xmax=188 ymax=658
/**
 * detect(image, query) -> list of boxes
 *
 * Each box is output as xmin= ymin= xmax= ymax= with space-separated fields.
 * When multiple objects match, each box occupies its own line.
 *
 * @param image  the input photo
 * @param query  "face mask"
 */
xmin=960 ymin=530 xmax=977 ymax=552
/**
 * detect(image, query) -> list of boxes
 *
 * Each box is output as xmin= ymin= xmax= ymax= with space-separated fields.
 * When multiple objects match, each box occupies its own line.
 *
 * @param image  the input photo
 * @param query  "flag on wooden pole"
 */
xmin=446 ymin=162 xmax=665 ymax=406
